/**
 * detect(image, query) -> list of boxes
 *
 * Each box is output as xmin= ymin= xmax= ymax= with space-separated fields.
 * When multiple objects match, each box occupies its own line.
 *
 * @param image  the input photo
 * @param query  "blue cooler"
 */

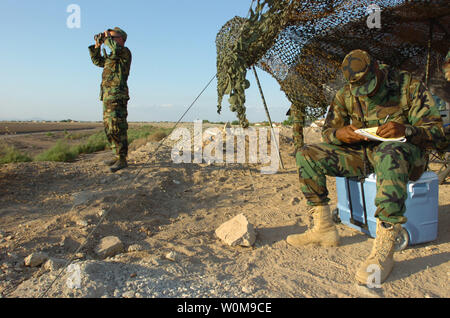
xmin=334 ymin=171 xmax=439 ymax=250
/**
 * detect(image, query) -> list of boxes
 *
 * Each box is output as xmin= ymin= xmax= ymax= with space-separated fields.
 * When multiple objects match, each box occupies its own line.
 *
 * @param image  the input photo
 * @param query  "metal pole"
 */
xmin=252 ymin=66 xmax=285 ymax=170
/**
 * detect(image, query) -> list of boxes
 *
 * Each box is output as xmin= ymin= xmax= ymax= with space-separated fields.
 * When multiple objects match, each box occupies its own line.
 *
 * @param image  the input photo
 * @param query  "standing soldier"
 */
xmin=287 ymin=49 xmax=447 ymax=285
xmin=89 ymin=27 xmax=132 ymax=172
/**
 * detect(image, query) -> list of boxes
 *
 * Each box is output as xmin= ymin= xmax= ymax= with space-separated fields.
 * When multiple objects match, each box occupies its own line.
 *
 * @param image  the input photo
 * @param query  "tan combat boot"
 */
xmin=286 ymin=205 xmax=340 ymax=247
xmin=110 ymin=157 xmax=128 ymax=173
xmin=104 ymin=156 xmax=119 ymax=166
xmin=355 ymin=220 xmax=401 ymax=285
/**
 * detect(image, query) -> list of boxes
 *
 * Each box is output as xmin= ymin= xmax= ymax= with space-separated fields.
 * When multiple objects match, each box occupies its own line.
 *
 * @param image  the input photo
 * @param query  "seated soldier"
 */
xmin=287 ymin=49 xmax=447 ymax=285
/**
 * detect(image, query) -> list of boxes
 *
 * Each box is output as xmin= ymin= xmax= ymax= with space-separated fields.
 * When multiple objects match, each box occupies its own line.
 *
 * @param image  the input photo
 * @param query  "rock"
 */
xmin=60 ymin=236 xmax=81 ymax=250
xmin=95 ymin=236 xmax=124 ymax=259
xmin=242 ymin=285 xmax=255 ymax=294
xmin=127 ymin=244 xmax=144 ymax=253
xmin=72 ymin=191 xmax=97 ymax=206
xmin=291 ymin=197 xmax=300 ymax=205
xmin=24 ymin=252 xmax=48 ymax=267
xmin=165 ymin=251 xmax=178 ymax=262
xmin=122 ymin=291 xmax=135 ymax=298
xmin=215 ymin=214 xmax=256 ymax=247
xmin=76 ymin=219 xmax=88 ymax=227
xmin=1 ymin=262 xmax=11 ymax=269
xmin=43 ymin=258 xmax=67 ymax=271
xmin=148 ymin=257 xmax=161 ymax=266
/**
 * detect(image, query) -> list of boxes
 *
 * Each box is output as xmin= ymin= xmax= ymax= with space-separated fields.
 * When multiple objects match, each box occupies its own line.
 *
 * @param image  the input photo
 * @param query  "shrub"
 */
xmin=75 ymin=131 xmax=108 ymax=154
xmin=0 ymin=145 xmax=32 ymax=164
xmin=34 ymin=141 xmax=78 ymax=162
xmin=21 ymin=125 xmax=172 ymax=163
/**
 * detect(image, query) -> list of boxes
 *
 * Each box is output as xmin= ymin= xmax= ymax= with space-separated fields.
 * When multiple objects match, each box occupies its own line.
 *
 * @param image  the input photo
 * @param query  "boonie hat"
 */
xmin=341 ymin=49 xmax=379 ymax=96
xmin=108 ymin=27 xmax=127 ymax=41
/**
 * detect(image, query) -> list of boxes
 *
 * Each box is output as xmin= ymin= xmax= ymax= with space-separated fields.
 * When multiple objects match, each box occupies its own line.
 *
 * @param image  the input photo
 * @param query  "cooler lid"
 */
xmin=364 ymin=171 xmax=438 ymax=183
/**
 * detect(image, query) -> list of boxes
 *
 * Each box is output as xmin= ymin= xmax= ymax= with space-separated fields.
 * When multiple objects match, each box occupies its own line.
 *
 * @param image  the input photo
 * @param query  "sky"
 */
xmin=0 ymin=0 xmax=292 ymax=123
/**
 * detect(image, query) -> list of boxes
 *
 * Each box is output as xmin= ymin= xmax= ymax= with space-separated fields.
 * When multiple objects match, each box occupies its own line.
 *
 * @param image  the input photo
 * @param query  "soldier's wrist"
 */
xmin=329 ymin=129 xmax=344 ymax=145
xmin=404 ymin=125 xmax=416 ymax=139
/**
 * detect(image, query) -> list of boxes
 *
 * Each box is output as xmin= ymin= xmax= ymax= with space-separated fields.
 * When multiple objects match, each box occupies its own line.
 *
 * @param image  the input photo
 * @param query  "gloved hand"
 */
xmin=336 ymin=124 xmax=368 ymax=144
xmin=376 ymin=122 xmax=406 ymax=138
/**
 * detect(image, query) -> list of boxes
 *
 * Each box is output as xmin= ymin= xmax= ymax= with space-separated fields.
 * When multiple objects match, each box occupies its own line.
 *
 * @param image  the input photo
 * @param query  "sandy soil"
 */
xmin=0 ymin=123 xmax=448 ymax=298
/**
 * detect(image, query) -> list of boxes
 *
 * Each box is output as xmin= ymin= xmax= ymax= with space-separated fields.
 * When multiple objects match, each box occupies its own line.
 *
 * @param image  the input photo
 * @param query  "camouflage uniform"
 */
xmin=444 ymin=50 xmax=450 ymax=81
xmin=287 ymin=104 xmax=305 ymax=153
xmin=296 ymin=50 xmax=447 ymax=224
xmin=89 ymin=28 xmax=132 ymax=159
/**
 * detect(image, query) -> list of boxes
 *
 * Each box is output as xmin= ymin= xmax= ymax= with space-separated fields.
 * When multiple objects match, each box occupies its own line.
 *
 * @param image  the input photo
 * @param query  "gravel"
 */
xmin=10 ymin=258 xmax=248 ymax=298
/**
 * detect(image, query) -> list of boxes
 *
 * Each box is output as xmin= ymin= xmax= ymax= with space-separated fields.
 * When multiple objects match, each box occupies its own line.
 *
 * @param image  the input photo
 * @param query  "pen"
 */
xmin=383 ymin=114 xmax=390 ymax=124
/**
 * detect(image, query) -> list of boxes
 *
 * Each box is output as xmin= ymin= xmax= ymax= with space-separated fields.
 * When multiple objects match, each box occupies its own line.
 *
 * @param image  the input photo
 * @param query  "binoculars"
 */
xmin=94 ymin=32 xmax=106 ymax=44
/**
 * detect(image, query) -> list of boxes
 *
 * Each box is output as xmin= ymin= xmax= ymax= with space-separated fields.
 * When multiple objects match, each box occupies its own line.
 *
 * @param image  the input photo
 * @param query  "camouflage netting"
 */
xmin=216 ymin=1 xmax=293 ymax=128
xmin=216 ymin=0 xmax=449 ymax=142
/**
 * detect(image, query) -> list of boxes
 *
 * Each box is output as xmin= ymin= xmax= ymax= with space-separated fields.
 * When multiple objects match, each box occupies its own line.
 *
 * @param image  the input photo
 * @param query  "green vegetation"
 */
xmin=73 ymin=131 xmax=108 ymax=155
xmin=283 ymin=115 xmax=294 ymax=126
xmin=127 ymin=125 xmax=170 ymax=143
xmin=0 ymin=145 xmax=32 ymax=164
xmin=0 ymin=125 xmax=172 ymax=164
xmin=202 ymin=120 xmax=227 ymax=125
xmin=34 ymin=140 xmax=78 ymax=162
xmin=64 ymin=131 xmax=91 ymax=140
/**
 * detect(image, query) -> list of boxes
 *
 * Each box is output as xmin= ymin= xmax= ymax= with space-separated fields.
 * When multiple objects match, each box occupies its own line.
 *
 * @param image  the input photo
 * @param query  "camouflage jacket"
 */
xmin=444 ymin=50 xmax=450 ymax=77
xmin=323 ymin=65 xmax=447 ymax=151
xmin=89 ymin=37 xmax=132 ymax=102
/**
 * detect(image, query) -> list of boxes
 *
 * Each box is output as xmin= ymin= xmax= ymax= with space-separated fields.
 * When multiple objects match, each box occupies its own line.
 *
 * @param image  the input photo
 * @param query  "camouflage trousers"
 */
xmin=296 ymin=141 xmax=427 ymax=224
xmin=290 ymin=104 xmax=304 ymax=153
xmin=103 ymin=99 xmax=128 ymax=158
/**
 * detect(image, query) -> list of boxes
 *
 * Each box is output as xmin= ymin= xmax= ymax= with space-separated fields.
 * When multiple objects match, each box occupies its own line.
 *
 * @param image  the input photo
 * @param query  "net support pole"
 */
xmin=252 ymin=66 xmax=285 ymax=170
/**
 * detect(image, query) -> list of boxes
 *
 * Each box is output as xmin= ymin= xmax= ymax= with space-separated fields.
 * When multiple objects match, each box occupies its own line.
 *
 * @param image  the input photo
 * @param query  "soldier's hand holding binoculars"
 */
xmin=94 ymin=31 xmax=110 ymax=48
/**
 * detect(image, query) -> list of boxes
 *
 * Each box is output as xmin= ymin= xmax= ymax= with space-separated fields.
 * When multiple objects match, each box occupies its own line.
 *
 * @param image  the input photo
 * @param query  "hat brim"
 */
xmin=107 ymin=28 xmax=126 ymax=40
xmin=350 ymin=71 xmax=378 ymax=97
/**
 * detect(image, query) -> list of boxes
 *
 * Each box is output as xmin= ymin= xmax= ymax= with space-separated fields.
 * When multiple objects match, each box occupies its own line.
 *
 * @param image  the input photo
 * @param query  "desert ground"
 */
xmin=0 ymin=122 xmax=448 ymax=298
